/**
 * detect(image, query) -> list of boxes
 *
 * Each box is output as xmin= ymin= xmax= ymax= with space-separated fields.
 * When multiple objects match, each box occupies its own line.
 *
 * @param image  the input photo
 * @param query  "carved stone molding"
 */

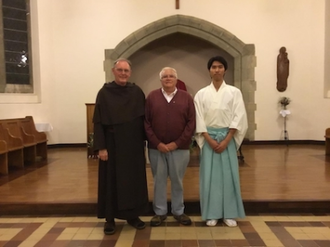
xmin=104 ymin=15 xmax=257 ymax=140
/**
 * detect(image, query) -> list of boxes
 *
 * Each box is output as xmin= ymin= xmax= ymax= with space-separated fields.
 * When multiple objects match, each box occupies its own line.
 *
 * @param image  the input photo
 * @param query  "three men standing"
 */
xmin=94 ymin=57 xmax=247 ymax=233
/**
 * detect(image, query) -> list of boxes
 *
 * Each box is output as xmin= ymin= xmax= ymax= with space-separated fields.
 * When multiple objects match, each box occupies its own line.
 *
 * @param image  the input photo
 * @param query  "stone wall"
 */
xmin=104 ymin=15 xmax=257 ymax=140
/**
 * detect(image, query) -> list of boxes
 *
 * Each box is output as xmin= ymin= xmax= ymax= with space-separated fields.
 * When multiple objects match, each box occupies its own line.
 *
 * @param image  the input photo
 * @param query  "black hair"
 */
xmin=207 ymin=56 xmax=228 ymax=71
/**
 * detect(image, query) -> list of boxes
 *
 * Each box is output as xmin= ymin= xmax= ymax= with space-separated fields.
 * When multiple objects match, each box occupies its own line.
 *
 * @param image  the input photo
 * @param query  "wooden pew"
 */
xmin=326 ymin=128 xmax=330 ymax=156
xmin=0 ymin=139 xmax=8 ymax=175
xmin=0 ymin=123 xmax=24 ymax=173
xmin=0 ymin=119 xmax=37 ymax=165
xmin=18 ymin=116 xmax=47 ymax=160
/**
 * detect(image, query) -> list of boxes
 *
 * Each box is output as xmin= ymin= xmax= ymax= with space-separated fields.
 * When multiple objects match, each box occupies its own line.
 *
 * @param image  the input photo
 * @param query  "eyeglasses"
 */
xmin=161 ymin=75 xmax=176 ymax=79
xmin=115 ymin=68 xmax=131 ymax=73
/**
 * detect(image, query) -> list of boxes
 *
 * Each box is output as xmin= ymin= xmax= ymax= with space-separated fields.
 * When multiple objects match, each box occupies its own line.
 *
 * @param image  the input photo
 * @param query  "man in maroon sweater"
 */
xmin=145 ymin=67 xmax=196 ymax=226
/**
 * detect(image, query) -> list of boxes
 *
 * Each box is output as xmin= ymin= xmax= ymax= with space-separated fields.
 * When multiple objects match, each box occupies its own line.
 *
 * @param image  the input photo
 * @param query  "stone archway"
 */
xmin=104 ymin=15 xmax=256 ymax=140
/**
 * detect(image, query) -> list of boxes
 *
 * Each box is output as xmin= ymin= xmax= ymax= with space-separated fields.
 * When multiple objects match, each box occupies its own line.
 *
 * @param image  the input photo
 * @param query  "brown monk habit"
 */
xmin=93 ymin=81 xmax=149 ymax=221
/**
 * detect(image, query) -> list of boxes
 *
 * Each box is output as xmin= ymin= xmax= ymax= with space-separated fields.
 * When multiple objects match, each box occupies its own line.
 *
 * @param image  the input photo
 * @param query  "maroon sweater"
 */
xmin=145 ymin=89 xmax=196 ymax=149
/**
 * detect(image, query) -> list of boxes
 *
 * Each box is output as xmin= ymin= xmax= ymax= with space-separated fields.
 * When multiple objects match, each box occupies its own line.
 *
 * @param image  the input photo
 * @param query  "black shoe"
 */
xmin=150 ymin=215 xmax=167 ymax=227
xmin=173 ymin=213 xmax=192 ymax=225
xmin=104 ymin=220 xmax=116 ymax=235
xmin=127 ymin=217 xmax=146 ymax=230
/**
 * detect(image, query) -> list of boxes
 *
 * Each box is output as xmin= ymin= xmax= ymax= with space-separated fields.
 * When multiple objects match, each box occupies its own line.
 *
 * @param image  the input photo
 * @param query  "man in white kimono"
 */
xmin=194 ymin=56 xmax=248 ymax=227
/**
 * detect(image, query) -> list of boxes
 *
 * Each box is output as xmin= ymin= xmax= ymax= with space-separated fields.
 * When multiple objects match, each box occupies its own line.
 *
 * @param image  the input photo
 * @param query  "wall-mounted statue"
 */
xmin=277 ymin=47 xmax=289 ymax=92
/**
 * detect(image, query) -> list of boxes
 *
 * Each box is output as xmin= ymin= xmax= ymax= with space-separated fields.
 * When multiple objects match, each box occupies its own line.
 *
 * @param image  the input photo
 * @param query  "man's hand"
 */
xmin=213 ymin=140 xmax=228 ymax=153
xmin=166 ymin=142 xmax=178 ymax=151
xmin=157 ymin=142 xmax=170 ymax=153
xmin=98 ymin=149 xmax=108 ymax=161
xmin=207 ymin=138 xmax=219 ymax=150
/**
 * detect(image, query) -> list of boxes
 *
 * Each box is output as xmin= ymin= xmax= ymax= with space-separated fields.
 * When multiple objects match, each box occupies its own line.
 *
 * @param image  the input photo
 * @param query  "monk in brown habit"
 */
xmin=93 ymin=58 xmax=149 ymax=235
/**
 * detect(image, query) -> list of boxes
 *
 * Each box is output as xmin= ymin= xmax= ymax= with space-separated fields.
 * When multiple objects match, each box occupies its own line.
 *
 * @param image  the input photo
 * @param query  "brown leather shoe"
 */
xmin=150 ymin=215 xmax=167 ymax=226
xmin=173 ymin=213 xmax=192 ymax=225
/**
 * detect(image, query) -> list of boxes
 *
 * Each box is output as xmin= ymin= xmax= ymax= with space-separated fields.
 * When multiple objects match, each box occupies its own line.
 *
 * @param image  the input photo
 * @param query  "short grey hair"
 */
xmin=113 ymin=58 xmax=132 ymax=68
xmin=159 ymin=67 xmax=178 ymax=79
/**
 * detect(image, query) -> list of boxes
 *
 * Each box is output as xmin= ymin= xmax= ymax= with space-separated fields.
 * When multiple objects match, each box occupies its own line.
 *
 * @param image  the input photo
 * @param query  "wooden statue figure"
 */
xmin=277 ymin=47 xmax=289 ymax=92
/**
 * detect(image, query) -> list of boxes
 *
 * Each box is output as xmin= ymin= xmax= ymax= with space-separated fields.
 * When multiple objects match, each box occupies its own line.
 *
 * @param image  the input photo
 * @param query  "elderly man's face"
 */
xmin=160 ymin=69 xmax=177 ymax=92
xmin=112 ymin=61 xmax=131 ymax=86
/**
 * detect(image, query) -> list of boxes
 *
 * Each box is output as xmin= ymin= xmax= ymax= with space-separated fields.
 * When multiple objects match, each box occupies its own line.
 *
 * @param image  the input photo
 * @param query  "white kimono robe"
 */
xmin=194 ymin=81 xmax=248 ymax=220
xmin=194 ymin=82 xmax=248 ymax=150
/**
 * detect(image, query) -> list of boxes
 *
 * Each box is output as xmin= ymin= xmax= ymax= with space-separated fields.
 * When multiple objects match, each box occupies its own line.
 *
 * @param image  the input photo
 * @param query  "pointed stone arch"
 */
xmin=104 ymin=15 xmax=256 ymax=140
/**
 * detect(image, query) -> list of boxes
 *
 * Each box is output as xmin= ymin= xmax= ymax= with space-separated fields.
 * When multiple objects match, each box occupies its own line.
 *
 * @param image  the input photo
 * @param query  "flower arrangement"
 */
xmin=279 ymin=97 xmax=291 ymax=109
xmin=87 ymin=132 xmax=94 ymax=148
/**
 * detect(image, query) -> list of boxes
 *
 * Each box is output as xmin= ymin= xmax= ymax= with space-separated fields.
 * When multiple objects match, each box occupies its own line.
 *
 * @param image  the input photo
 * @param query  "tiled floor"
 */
xmin=1 ymin=145 xmax=330 ymax=246
xmin=1 ymin=215 xmax=330 ymax=247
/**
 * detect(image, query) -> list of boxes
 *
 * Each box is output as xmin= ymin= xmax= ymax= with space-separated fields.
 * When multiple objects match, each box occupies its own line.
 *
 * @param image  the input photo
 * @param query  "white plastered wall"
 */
xmin=0 ymin=0 xmax=328 ymax=144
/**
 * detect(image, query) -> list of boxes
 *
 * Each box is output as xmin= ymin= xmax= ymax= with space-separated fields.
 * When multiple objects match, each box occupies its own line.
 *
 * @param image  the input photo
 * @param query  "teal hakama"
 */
xmin=199 ymin=127 xmax=245 ymax=221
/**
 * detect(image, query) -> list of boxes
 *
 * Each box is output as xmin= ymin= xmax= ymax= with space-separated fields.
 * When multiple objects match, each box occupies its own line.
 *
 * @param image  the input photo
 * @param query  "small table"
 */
xmin=35 ymin=123 xmax=53 ymax=132
xmin=280 ymin=110 xmax=291 ymax=144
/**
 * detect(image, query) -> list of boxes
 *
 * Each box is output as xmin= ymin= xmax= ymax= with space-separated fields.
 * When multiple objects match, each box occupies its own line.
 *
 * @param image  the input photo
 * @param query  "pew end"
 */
xmin=0 ymin=116 xmax=48 ymax=174
xmin=326 ymin=128 xmax=330 ymax=156
xmin=0 ymin=140 xmax=8 ymax=175
xmin=20 ymin=116 xmax=48 ymax=160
